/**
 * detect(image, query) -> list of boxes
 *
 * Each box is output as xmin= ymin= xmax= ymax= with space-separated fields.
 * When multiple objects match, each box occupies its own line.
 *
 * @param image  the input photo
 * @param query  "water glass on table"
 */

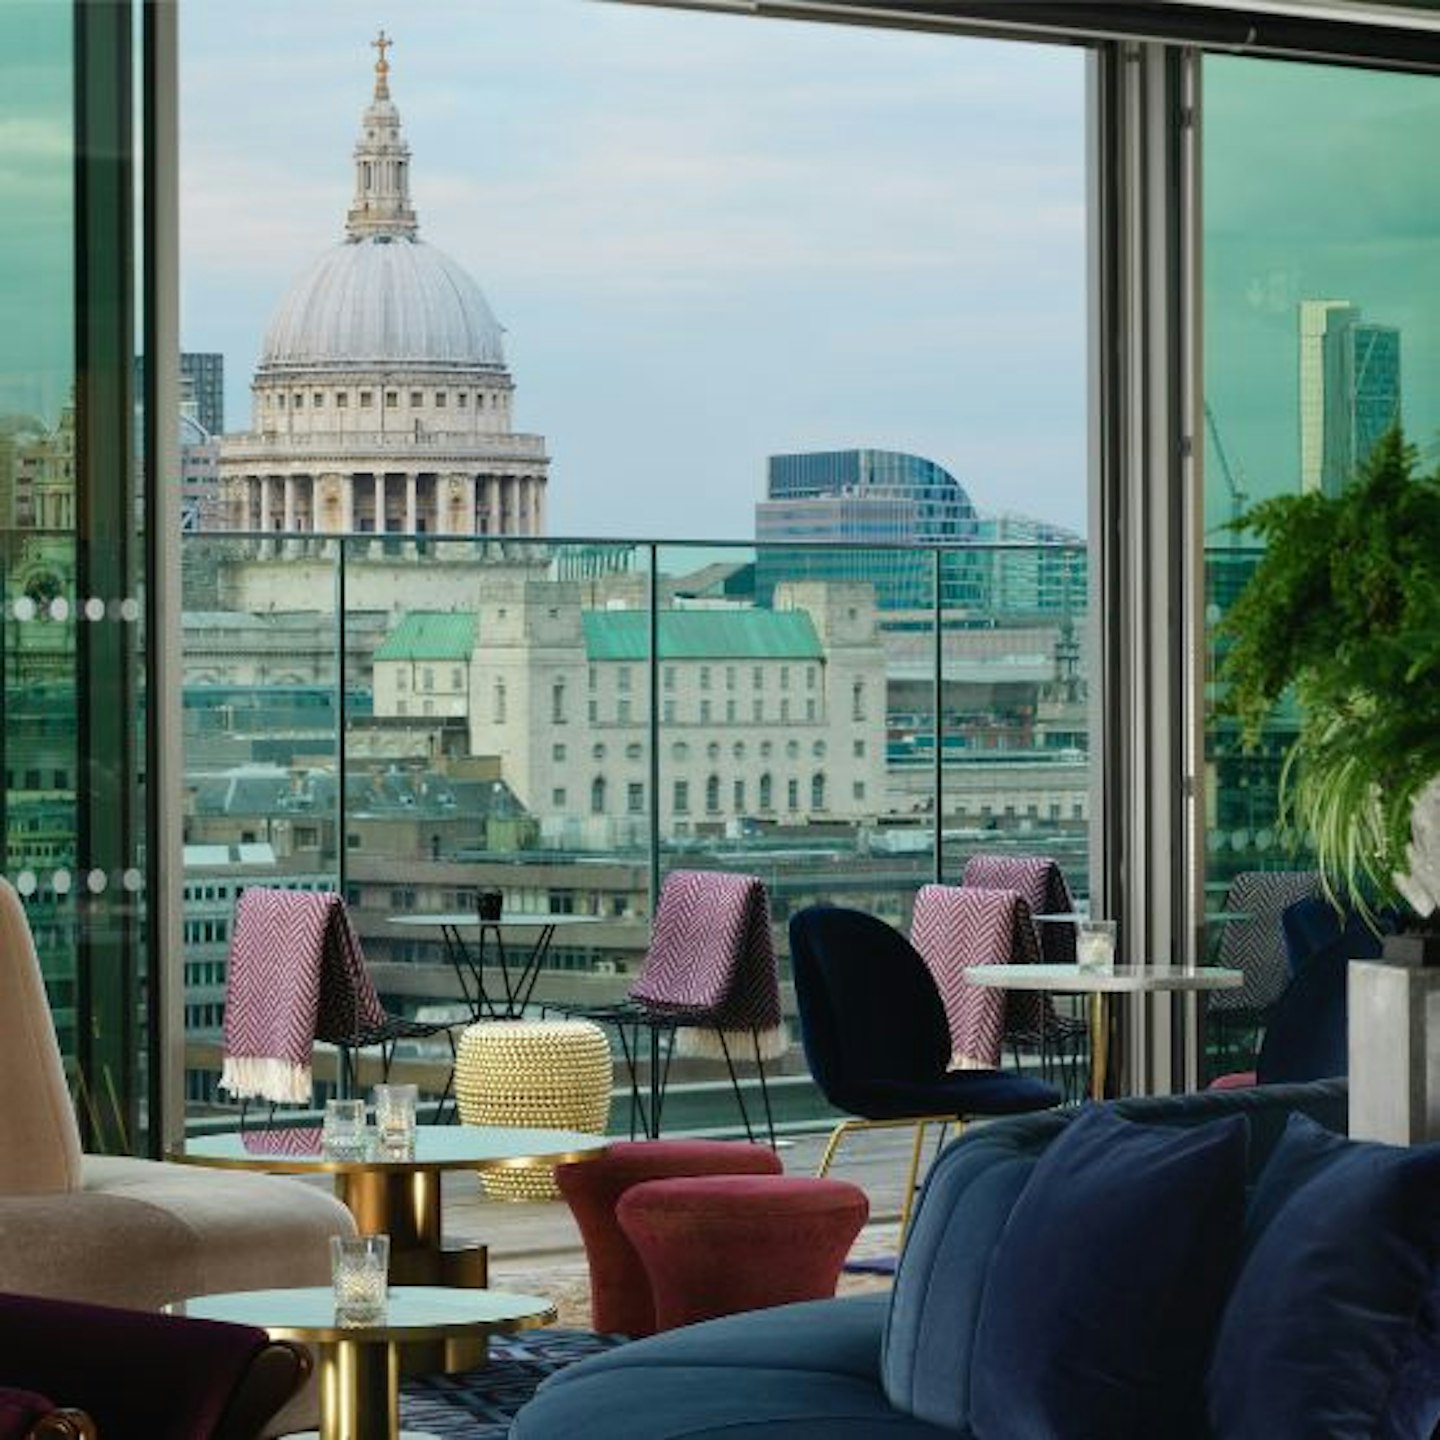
xmin=1077 ymin=918 xmax=1117 ymax=973
xmin=373 ymin=1082 xmax=419 ymax=1158
xmin=321 ymin=1098 xmax=370 ymax=1159
xmin=331 ymin=1233 xmax=389 ymax=1325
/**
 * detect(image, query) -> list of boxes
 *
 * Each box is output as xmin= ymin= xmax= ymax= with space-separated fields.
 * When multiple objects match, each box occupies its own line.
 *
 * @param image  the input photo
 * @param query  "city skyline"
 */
xmin=179 ymin=0 xmax=1089 ymax=541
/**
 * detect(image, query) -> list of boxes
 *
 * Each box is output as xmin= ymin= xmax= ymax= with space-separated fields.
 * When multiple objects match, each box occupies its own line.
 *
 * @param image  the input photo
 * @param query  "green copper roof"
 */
xmin=583 ymin=609 xmax=823 ymax=661
xmin=374 ymin=611 xmax=477 ymax=662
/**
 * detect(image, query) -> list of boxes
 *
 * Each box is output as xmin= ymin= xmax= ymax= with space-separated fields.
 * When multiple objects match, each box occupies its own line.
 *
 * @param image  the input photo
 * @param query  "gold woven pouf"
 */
xmin=455 ymin=1020 xmax=613 ymax=1200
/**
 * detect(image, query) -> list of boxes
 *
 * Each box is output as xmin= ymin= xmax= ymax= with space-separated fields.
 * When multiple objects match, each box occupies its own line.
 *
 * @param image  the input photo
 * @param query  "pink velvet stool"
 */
xmin=555 ymin=1139 xmax=783 ymax=1336
xmin=616 ymin=1174 xmax=870 ymax=1332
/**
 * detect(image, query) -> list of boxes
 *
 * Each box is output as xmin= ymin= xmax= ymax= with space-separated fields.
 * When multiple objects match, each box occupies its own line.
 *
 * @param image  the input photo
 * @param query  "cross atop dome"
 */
xmin=372 ymin=29 xmax=392 ymax=99
xmin=346 ymin=30 xmax=418 ymax=241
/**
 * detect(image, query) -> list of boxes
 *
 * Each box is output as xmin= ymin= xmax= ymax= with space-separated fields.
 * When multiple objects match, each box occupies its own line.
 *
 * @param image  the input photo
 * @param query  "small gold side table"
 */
xmin=170 ymin=1284 xmax=555 ymax=1440
xmin=454 ymin=1020 xmax=613 ymax=1200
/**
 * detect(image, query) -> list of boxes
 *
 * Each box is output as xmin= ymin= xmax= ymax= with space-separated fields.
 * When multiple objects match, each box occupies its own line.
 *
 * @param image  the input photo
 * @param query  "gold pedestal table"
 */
xmin=171 ymin=1284 xmax=554 ymax=1440
xmin=170 ymin=1125 xmax=609 ymax=1290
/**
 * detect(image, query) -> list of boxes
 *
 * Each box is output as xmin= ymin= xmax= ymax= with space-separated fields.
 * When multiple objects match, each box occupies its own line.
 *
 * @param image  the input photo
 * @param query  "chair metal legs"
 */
xmin=814 ymin=1114 xmax=962 ymax=1244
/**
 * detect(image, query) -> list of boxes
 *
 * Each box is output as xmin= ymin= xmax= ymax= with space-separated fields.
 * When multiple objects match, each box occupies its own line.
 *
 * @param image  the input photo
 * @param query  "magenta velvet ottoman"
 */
xmin=616 ymin=1173 xmax=870 ymax=1332
xmin=555 ymin=1139 xmax=784 ymax=1337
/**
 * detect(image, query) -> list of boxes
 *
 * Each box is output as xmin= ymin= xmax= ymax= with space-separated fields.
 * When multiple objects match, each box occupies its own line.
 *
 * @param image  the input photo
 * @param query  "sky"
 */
xmin=178 ymin=0 xmax=1090 ymax=541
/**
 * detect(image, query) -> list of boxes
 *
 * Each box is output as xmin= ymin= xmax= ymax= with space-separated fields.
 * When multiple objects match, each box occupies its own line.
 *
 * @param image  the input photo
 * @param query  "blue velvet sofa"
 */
xmin=512 ymin=1078 xmax=1440 ymax=1438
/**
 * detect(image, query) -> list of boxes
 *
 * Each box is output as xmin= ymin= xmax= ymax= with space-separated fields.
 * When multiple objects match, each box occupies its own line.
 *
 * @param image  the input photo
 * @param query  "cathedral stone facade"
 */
xmin=219 ymin=35 xmax=548 ymax=547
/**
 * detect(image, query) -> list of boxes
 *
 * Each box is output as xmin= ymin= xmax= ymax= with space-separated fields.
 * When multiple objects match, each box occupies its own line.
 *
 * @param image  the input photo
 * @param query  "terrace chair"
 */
xmin=547 ymin=870 xmax=784 ymax=1148
xmin=219 ymin=886 xmax=464 ymax=1114
xmin=788 ymin=904 xmax=1060 ymax=1238
xmin=1206 ymin=870 xmax=1321 ymax=1073
xmin=960 ymin=853 xmax=1088 ymax=1085
xmin=909 ymin=882 xmax=1086 ymax=1103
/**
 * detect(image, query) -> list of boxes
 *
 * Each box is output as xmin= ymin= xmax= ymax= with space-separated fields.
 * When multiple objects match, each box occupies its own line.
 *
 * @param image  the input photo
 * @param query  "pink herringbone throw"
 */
xmin=911 ymin=884 xmax=1040 ymax=1069
xmin=628 ymin=871 xmax=784 ymax=1056
xmin=220 ymin=887 xmax=387 ymax=1105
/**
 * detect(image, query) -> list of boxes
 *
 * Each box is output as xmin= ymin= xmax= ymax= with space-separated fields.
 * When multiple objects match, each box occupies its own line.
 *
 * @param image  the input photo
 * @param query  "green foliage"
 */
xmin=1217 ymin=428 xmax=1440 ymax=913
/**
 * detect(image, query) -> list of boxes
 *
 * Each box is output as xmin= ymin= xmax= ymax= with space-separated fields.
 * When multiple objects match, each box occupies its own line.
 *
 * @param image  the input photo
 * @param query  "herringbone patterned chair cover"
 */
xmin=1211 ymin=870 xmax=1322 ymax=1016
xmin=220 ymin=887 xmax=412 ymax=1106
xmin=910 ymin=884 xmax=1039 ymax=1070
xmin=961 ymin=854 xmax=1076 ymax=1038
xmin=629 ymin=871 xmax=782 ymax=1035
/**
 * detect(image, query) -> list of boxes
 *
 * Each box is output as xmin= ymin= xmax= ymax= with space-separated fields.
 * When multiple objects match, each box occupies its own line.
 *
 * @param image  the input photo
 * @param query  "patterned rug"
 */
xmin=400 ymin=1328 xmax=627 ymax=1437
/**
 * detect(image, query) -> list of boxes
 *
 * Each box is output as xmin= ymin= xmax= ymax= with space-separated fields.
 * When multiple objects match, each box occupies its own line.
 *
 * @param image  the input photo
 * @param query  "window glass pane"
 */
xmin=1202 ymin=55 xmax=1440 ymax=1074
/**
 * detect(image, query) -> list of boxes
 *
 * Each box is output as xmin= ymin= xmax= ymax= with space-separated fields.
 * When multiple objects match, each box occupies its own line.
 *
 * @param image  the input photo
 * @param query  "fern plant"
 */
xmin=1217 ymin=427 xmax=1440 ymax=919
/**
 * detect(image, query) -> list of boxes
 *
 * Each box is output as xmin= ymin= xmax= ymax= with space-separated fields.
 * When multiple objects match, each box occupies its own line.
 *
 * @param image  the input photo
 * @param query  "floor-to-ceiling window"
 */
xmin=176 ymin=1 xmax=1090 ymax=1124
xmin=1201 ymin=52 xmax=1440 ymax=1071
xmin=1 ymin=2 xmax=154 ymax=1151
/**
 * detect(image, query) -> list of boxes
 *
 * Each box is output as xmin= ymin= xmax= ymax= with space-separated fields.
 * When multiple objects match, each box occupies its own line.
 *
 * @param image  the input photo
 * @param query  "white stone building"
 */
xmin=219 ymin=37 xmax=548 ymax=546
xmin=370 ymin=579 xmax=889 ymax=843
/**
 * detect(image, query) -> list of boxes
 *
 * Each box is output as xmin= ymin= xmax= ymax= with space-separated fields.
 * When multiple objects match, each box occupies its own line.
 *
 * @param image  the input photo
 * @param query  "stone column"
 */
xmin=259 ymin=475 xmax=275 ymax=557
xmin=486 ymin=475 xmax=502 ymax=536
xmin=405 ymin=472 xmax=419 ymax=555
xmin=1349 ymin=960 xmax=1440 ymax=1144
xmin=282 ymin=476 xmax=298 ymax=556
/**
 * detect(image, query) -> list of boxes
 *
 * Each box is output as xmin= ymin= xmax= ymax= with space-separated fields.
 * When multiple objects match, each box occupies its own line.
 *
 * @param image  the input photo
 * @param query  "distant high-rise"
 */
xmin=755 ymin=449 xmax=982 ymax=609
xmin=180 ymin=352 xmax=225 ymax=436
xmin=1298 ymin=299 xmax=1401 ymax=496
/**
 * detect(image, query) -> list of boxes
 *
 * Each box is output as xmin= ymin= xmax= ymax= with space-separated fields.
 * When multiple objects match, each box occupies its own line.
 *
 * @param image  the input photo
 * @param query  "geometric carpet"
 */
xmin=400 ymin=1328 xmax=628 ymax=1437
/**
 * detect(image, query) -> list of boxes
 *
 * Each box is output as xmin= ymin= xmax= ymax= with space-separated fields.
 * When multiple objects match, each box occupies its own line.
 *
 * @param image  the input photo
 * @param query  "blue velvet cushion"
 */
xmin=968 ymin=1105 xmax=1249 ymax=1440
xmin=881 ymin=1128 xmax=1039 ymax=1429
xmin=1207 ymin=1113 xmax=1440 ymax=1439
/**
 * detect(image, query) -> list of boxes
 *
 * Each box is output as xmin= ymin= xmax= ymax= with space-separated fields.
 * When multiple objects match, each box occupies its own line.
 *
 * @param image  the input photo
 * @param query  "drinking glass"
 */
xmin=372 ymin=1083 xmax=418 ymax=1157
xmin=330 ymin=1233 xmax=389 ymax=1325
xmin=1076 ymin=919 xmax=1117 ymax=973
xmin=321 ymin=1098 xmax=369 ymax=1159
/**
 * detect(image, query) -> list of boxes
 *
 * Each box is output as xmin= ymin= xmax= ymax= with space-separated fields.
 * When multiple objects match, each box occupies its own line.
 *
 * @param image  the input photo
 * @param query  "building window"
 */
xmin=493 ymin=681 xmax=506 ymax=723
xmin=807 ymin=667 xmax=817 ymax=690
xmin=396 ymin=699 xmax=407 ymax=715
xmin=674 ymin=779 xmax=690 ymax=814
xmin=707 ymin=741 xmax=720 ymax=760
xmin=359 ymin=391 xmax=372 ymax=408
xmin=628 ymin=782 xmax=644 ymax=813
xmin=617 ymin=698 xmax=632 ymax=724
xmin=853 ymin=781 xmax=867 ymax=801
xmin=592 ymin=743 xmax=607 ymax=760
xmin=450 ymin=667 xmax=462 ymax=690
xmin=626 ymin=742 xmax=643 ymax=760
xmin=780 ymin=666 xmax=790 ymax=690
xmin=422 ymin=667 xmax=434 ymax=691
xmin=752 ymin=699 xmax=763 ymax=722
xmin=410 ymin=390 xmax=423 ymax=406
xmin=397 ymin=670 xmax=408 ymax=691
xmin=553 ymin=788 xmax=566 ymax=808
xmin=787 ymin=778 xmax=799 ymax=811
xmin=726 ymin=700 xmax=736 ymax=723
xmin=813 ymin=740 xmax=826 ymax=758
xmin=853 ymin=739 xmax=866 ymax=758
xmin=806 ymin=699 xmax=816 ymax=721
xmin=588 ymin=700 xmax=598 ymax=722
xmin=337 ymin=392 xmax=349 ymax=409
xmin=733 ymin=778 xmax=745 ymax=810
xmin=706 ymin=774 xmax=720 ymax=813
xmin=458 ymin=392 xmax=468 ymax=408
xmin=663 ymin=666 xmax=676 ymax=691
xmin=552 ymin=743 xmax=566 ymax=761
xmin=752 ymin=666 xmax=763 ymax=689
xmin=552 ymin=680 xmax=566 ymax=724
xmin=591 ymin=777 xmax=606 ymax=814
xmin=313 ymin=392 xmax=324 ymax=407
xmin=786 ymin=740 xmax=799 ymax=759
xmin=618 ymin=666 xmax=632 ymax=693
xmin=852 ymin=680 xmax=865 ymax=722
xmin=759 ymin=773 xmax=773 ymax=811
xmin=811 ymin=773 xmax=826 ymax=810
xmin=663 ymin=700 xmax=676 ymax=723
xmin=700 ymin=666 xmax=712 ymax=691
xmin=436 ymin=392 xmax=447 ymax=408
xmin=700 ymin=699 xmax=712 ymax=723
xmin=385 ymin=390 xmax=398 ymax=407
xmin=780 ymin=699 xmax=790 ymax=722
xmin=733 ymin=742 xmax=746 ymax=760
xmin=672 ymin=741 xmax=690 ymax=761
xmin=725 ymin=666 xmax=736 ymax=690
xmin=760 ymin=741 xmax=773 ymax=759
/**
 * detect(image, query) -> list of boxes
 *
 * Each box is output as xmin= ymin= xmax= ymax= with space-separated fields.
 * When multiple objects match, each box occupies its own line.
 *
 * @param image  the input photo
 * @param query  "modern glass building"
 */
xmin=756 ymin=449 xmax=983 ymax=610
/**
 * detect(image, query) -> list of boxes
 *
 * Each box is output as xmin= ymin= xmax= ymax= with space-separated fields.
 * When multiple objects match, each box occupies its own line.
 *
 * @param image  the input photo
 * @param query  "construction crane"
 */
xmin=1203 ymin=401 xmax=1250 ymax=531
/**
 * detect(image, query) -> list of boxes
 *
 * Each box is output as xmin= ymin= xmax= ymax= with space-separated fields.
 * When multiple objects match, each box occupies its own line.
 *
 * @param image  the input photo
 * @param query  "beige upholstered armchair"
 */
xmin=0 ymin=877 xmax=355 ymax=1434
